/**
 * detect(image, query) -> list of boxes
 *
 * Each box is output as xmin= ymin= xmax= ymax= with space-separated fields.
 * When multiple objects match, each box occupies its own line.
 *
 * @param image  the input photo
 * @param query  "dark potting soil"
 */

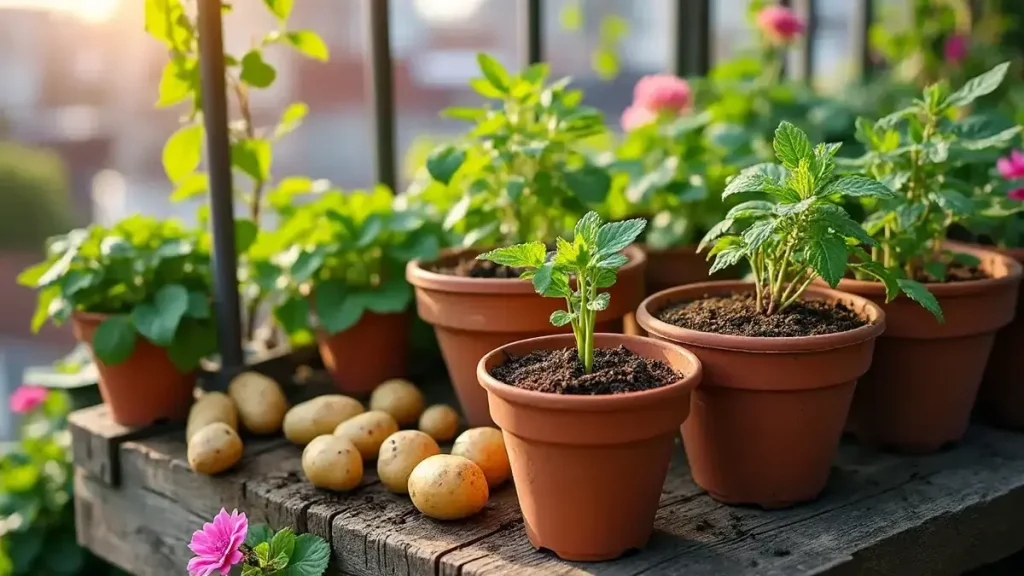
xmin=430 ymin=256 xmax=525 ymax=278
xmin=656 ymin=293 xmax=866 ymax=338
xmin=490 ymin=346 xmax=680 ymax=395
xmin=914 ymin=261 xmax=988 ymax=283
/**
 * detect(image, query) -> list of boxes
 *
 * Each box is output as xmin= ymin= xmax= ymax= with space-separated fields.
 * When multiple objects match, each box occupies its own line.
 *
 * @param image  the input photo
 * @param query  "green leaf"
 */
xmin=441 ymin=107 xmax=487 ymax=121
xmin=275 ymin=103 xmax=309 ymax=139
xmin=269 ymin=528 xmax=297 ymax=569
xmin=291 ymin=249 xmax=326 ymax=284
xmin=741 ymin=219 xmax=776 ymax=252
xmin=806 ymin=235 xmax=848 ymax=288
xmin=469 ymin=78 xmax=504 ymax=99
xmin=506 ymin=175 xmax=526 ymax=201
xmin=896 ymin=203 xmax=926 ymax=230
xmin=564 ymin=164 xmax=611 ymax=204
xmin=254 ymin=542 xmax=271 ymax=567
xmin=820 ymin=176 xmax=896 ymax=199
xmin=626 ymin=156 xmax=677 ymax=203
xmin=170 ymin=172 xmax=208 ymax=202
xmin=443 ymin=195 xmax=471 ymax=231
xmin=709 ymin=244 xmax=746 ymax=275
xmin=952 ymin=251 xmax=982 ymax=268
xmin=594 ymin=267 xmax=616 ymax=288
xmin=587 ymin=292 xmax=610 ymax=311
xmin=274 ymin=296 xmax=310 ymax=335
xmin=92 ymin=315 xmax=137 ymax=365
xmin=812 ymin=204 xmax=876 ymax=246
xmin=944 ymin=61 xmax=1010 ymax=109
xmin=240 ymin=50 xmax=276 ymax=88
xmin=263 ymin=0 xmax=293 ymax=20
xmin=596 ymin=252 xmax=628 ymax=269
xmin=363 ymin=280 xmax=413 ymax=314
xmin=897 ymin=279 xmax=944 ymax=322
xmin=162 ymin=124 xmax=204 ymax=184
xmin=595 ymin=218 xmax=646 ymax=256
xmin=531 ymin=261 xmax=555 ymax=295
xmin=476 ymin=53 xmax=510 ymax=93
xmin=697 ymin=218 xmax=735 ymax=253
xmin=286 ymin=31 xmax=330 ymax=61
xmin=186 ymin=292 xmax=210 ymax=319
xmin=774 ymin=197 xmax=814 ymax=216
xmin=773 ymin=121 xmax=813 ymax=169
xmin=232 ymin=139 xmax=272 ymax=181
xmin=722 ymin=165 xmax=784 ymax=199
xmin=853 ymin=260 xmax=899 ymax=301
xmin=477 ymin=243 xmax=546 ymax=268
xmin=426 ymin=145 xmax=465 ymax=185
xmin=357 ymin=214 xmax=384 ymax=248
xmin=315 ymin=280 xmax=366 ymax=334
xmin=924 ymin=261 xmax=947 ymax=282
xmin=242 ymin=565 xmax=263 ymax=576
xmin=246 ymin=525 xmax=275 ymax=548
xmin=167 ymin=320 xmax=217 ymax=371
xmin=157 ymin=57 xmax=195 ymax=108
xmin=726 ymin=200 xmax=774 ymax=220
xmin=280 ymin=533 xmax=331 ymax=576
xmin=930 ymin=189 xmax=974 ymax=216
xmin=235 ymin=218 xmax=258 ymax=254
xmin=574 ymin=211 xmax=602 ymax=245
xmin=550 ymin=310 xmax=575 ymax=327
xmin=132 ymin=284 xmax=189 ymax=346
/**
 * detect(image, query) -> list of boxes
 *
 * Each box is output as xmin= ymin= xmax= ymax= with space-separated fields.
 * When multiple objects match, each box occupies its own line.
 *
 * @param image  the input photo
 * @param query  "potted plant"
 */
xmin=405 ymin=54 xmax=646 ymax=426
xmin=636 ymin=121 xmax=908 ymax=508
xmin=254 ymin=186 xmax=439 ymax=395
xmin=17 ymin=216 xmax=229 ymax=426
xmin=475 ymin=212 xmax=701 ymax=561
xmin=838 ymin=63 xmax=1023 ymax=452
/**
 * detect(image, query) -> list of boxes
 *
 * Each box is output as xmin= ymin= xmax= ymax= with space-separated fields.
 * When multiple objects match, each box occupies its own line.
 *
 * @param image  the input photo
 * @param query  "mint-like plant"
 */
xmin=478 ymin=212 xmax=645 ymax=373
xmin=701 ymin=121 xmax=942 ymax=319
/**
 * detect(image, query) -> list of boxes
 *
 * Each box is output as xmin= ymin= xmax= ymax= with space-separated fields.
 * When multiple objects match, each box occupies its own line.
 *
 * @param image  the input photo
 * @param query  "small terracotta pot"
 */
xmin=72 ymin=312 xmax=196 ymax=427
xmin=477 ymin=333 xmax=701 ymax=561
xmin=317 ymin=311 xmax=409 ymax=396
xmin=407 ymin=246 xmax=646 ymax=427
xmin=637 ymin=281 xmax=885 ymax=508
xmin=838 ymin=245 xmax=1022 ymax=451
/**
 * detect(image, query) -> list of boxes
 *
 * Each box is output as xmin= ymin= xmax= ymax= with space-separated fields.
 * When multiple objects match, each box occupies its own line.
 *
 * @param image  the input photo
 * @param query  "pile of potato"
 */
xmin=185 ymin=373 xmax=511 ymax=522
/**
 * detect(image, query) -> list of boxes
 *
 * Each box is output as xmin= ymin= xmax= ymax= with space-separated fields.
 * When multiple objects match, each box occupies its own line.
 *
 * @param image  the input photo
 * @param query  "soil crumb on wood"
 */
xmin=430 ymin=256 xmax=524 ymax=278
xmin=656 ymin=293 xmax=866 ymax=338
xmin=915 ymin=260 xmax=988 ymax=283
xmin=490 ymin=346 xmax=680 ymax=395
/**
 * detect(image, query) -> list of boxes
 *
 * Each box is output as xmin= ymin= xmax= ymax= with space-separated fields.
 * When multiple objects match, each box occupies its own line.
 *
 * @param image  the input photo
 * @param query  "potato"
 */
xmin=301 ymin=434 xmax=363 ymax=491
xmin=333 ymin=411 xmax=399 ymax=460
xmin=186 ymin=391 xmax=238 ymax=442
xmin=408 ymin=455 xmax=489 ymax=520
xmin=369 ymin=379 xmax=424 ymax=427
xmin=418 ymin=404 xmax=459 ymax=442
xmin=228 ymin=372 xmax=289 ymax=435
xmin=451 ymin=427 xmax=511 ymax=488
xmin=283 ymin=395 xmax=364 ymax=445
xmin=377 ymin=431 xmax=441 ymax=494
xmin=188 ymin=423 xmax=243 ymax=475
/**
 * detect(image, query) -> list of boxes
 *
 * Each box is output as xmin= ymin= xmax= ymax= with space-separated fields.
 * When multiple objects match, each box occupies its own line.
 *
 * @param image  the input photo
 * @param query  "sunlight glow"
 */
xmin=412 ymin=0 xmax=484 ymax=25
xmin=0 ymin=0 xmax=121 ymax=23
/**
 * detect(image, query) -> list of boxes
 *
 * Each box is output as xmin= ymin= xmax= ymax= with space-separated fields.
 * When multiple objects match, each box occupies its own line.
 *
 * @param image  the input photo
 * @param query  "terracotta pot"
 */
xmin=637 ymin=281 xmax=885 ymax=508
xmin=838 ymin=245 xmax=1022 ymax=451
xmin=407 ymin=246 xmax=646 ymax=427
xmin=477 ymin=333 xmax=701 ymax=561
xmin=317 ymin=311 xmax=409 ymax=396
xmin=974 ymin=245 xmax=1024 ymax=428
xmin=72 ymin=312 xmax=196 ymax=427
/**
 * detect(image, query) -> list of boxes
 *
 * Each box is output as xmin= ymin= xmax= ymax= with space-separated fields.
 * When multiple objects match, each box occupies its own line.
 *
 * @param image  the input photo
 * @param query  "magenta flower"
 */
xmin=1010 ymin=187 xmax=1024 ymax=201
xmin=997 ymin=150 xmax=1024 ymax=180
xmin=944 ymin=34 xmax=969 ymax=65
xmin=756 ymin=5 xmax=806 ymax=45
xmin=632 ymin=74 xmax=692 ymax=115
xmin=621 ymin=105 xmax=656 ymax=132
xmin=187 ymin=509 xmax=247 ymax=576
xmin=10 ymin=386 xmax=47 ymax=414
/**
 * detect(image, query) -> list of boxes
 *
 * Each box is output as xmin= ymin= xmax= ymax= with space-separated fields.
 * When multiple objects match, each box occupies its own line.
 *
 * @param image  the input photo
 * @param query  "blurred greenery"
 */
xmin=0 ymin=143 xmax=73 ymax=252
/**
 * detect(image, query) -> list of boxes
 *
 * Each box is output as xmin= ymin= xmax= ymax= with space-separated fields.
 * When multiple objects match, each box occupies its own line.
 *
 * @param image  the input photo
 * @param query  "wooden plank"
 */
xmin=69 ymin=404 xmax=180 ymax=486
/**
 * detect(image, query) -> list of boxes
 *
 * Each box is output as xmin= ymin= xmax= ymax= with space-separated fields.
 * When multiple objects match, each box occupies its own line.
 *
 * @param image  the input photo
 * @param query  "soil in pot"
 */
xmin=317 ymin=311 xmax=409 ymax=397
xmin=838 ymin=245 xmax=1022 ymax=453
xmin=637 ymin=281 xmax=885 ymax=509
xmin=478 ymin=333 xmax=701 ymax=562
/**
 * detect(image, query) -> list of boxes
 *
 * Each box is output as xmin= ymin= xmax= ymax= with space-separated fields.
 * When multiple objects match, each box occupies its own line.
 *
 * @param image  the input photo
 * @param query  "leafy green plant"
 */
xmin=558 ymin=1 xmax=629 ymax=80
xmin=251 ymin=186 xmax=440 ymax=344
xmin=146 ymin=0 xmax=330 ymax=339
xmin=16 ymin=216 xmax=244 ymax=371
xmin=478 ymin=212 xmax=645 ymax=373
xmin=240 ymin=525 xmax=329 ymax=575
xmin=701 ymin=121 xmax=941 ymax=318
xmin=0 ymin=142 xmax=73 ymax=251
xmin=413 ymin=53 xmax=611 ymax=248
xmin=848 ymin=62 xmax=1021 ymax=282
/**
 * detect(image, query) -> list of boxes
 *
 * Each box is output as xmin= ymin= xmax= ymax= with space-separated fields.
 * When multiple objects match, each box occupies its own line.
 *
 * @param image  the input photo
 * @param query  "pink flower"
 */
xmin=997 ymin=150 xmax=1024 ymax=180
xmin=1009 ymin=187 xmax=1024 ymax=201
xmin=621 ymin=105 xmax=656 ymax=132
xmin=633 ymin=74 xmax=692 ymax=115
xmin=756 ymin=5 xmax=806 ymax=45
xmin=10 ymin=386 xmax=47 ymax=414
xmin=187 ymin=509 xmax=247 ymax=576
xmin=944 ymin=34 xmax=969 ymax=65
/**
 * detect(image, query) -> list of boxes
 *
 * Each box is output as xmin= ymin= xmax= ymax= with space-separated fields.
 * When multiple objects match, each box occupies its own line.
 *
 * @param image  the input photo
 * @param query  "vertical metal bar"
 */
xmin=669 ymin=0 xmax=711 ymax=76
xmin=366 ymin=0 xmax=395 ymax=191
xmin=852 ymin=0 xmax=874 ymax=80
xmin=520 ymin=0 xmax=543 ymax=66
xmin=197 ymin=0 xmax=243 ymax=377
xmin=784 ymin=0 xmax=816 ymax=83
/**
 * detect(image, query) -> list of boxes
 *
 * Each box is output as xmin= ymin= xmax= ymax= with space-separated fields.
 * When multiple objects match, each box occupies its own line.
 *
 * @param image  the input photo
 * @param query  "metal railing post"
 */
xmin=852 ymin=0 xmax=874 ymax=80
xmin=520 ymin=0 xmax=543 ymax=66
xmin=365 ymin=0 xmax=396 ymax=192
xmin=669 ymin=0 xmax=711 ymax=77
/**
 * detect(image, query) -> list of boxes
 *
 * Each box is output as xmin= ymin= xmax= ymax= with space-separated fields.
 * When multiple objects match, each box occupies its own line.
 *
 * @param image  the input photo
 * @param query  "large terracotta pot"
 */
xmin=72 ymin=312 xmax=196 ymax=427
xmin=838 ymin=245 xmax=1022 ymax=453
xmin=317 ymin=311 xmax=409 ymax=397
xmin=477 ymin=333 xmax=701 ymax=561
xmin=637 ymin=281 xmax=885 ymax=508
xmin=407 ymin=246 xmax=646 ymax=427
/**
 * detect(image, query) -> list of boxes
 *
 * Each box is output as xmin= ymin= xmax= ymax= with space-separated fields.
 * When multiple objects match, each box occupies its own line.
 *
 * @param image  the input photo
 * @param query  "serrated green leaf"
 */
xmin=806 ymin=235 xmax=848 ymax=287
xmin=574 ymin=211 xmax=602 ymax=245
xmin=162 ymin=124 xmax=204 ymax=184
xmin=812 ymin=204 xmax=876 ymax=247
xmin=92 ymin=315 xmax=137 ymax=365
xmin=774 ymin=197 xmax=814 ymax=216
xmin=930 ymin=189 xmax=974 ymax=216
xmin=820 ymin=176 xmax=896 ymax=199
xmin=531 ymin=261 xmax=555 ymax=295
xmin=709 ymin=245 xmax=746 ymax=275
xmin=254 ymin=542 xmax=271 ymax=566
xmin=240 ymin=50 xmax=276 ymax=88
xmin=550 ymin=310 xmax=574 ymax=327
xmin=587 ymin=292 xmax=610 ymax=311
xmin=726 ymin=200 xmax=775 ymax=220
xmin=897 ymin=278 xmax=944 ymax=322
xmin=773 ymin=121 xmax=813 ymax=169
xmin=595 ymin=217 xmax=646 ymax=256
xmin=477 ymin=53 xmax=510 ymax=93
xmin=426 ymin=145 xmax=465 ymax=185
xmin=596 ymin=252 xmax=628 ymax=269
xmin=594 ymin=267 xmax=616 ymax=288
xmin=281 ymin=533 xmax=331 ymax=576
xmin=723 ymin=165 xmax=783 ymax=199
xmin=853 ymin=260 xmax=900 ymax=301
xmin=269 ymin=527 xmax=297 ymax=569
xmin=286 ymin=31 xmax=330 ymax=61
xmin=741 ymin=219 xmax=776 ymax=252
xmin=896 ymin=203 xmax=926 ymax=230
xmin=478 ymin=242 xmax=546 ymax=269
xmin=945 ymin=61 xmax=1010 ymax=108
xmin=697 ymin=218 xmax=734 ymax=253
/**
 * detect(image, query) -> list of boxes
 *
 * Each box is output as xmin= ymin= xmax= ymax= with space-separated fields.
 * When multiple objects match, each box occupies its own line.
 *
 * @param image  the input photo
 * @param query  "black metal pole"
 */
xmin=366 ymin=0 xmax=396 ymax=192
xmin=197 ymin=0 xmax=243 ymax=378
xmin=520 ymin=0 xmax=543 ymax=66
xmin=853 ymin=0 xmax=874 ymax=80
xmin=670 ymin=0 xmax=711 ymax=77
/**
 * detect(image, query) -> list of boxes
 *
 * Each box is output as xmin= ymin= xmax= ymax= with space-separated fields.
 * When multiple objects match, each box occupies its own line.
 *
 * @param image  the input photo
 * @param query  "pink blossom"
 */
xmin=944 ymin=34 xmax=969 ymax=65
xmin=632 ymin=74 xmax=692 ymax=115
xmin=756 ymin=5 xmax=806 ymax=45
xmin=187 ymin=509 xmax=247 ymax=576
xmin=997 ymin=149 xmax=1024 ymax=180
xmin=621 ymin=105 xmax=656 ymax=132
xmin=10 ymin=386 xmax=47 ymax=414
xmin=1009 ymin=187 xmax=1024 ymax=201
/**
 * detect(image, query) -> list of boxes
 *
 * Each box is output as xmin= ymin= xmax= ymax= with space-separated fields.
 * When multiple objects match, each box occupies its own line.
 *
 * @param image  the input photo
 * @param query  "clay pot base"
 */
xmin=525 ymin=521 xmax=644 ymax=562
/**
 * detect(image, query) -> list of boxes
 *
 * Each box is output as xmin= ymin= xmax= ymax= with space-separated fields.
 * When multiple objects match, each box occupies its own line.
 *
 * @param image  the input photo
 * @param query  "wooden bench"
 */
xmin=70 ymin=390 xmax=1024 ymax=576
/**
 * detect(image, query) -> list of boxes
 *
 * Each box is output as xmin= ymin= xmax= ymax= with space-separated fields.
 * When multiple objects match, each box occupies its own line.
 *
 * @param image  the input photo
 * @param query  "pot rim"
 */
xmin=944 ymin=239 xmax=1024 ymax=262
xmin=476 ymin=332 xmax=701 ymax=412
xmin=636 ymin=280 xmax=887 ymax=353
xmin=406 ymin=245 xmax=647 ymax=295
xmin=71 ymin=310 xmax=113 ymax=325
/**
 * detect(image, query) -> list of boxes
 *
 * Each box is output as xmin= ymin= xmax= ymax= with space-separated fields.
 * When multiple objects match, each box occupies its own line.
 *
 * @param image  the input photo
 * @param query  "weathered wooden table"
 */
xmin=70 ymin=392 xmax=1024 ymax=576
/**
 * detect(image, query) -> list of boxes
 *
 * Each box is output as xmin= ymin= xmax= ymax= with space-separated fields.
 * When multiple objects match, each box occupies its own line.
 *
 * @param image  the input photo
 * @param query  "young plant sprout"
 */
xmin=478 ymin=212 xmax=646 ymax=373
xmin=700 ymin=121 xmax=942 ymax=319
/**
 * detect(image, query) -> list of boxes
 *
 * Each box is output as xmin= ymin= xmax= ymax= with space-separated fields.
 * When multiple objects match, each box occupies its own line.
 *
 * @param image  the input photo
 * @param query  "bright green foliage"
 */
xmin=701 ymin=121 xmax=942 ymax=319
xmin=0 ymin=143 xmax=73 ymax=251
xmin=847 ymin=62 xmax=1019 ymax=284
xmin=241 ymin=524 xmax=330 ymax=575
xmin=254 ymin=186 xmax=440 ymax=344
xmin=478 ymin=212 xmax=645 ymax=373
xmin=16 ymin=216 xmax=235 ymax=370
xmin=410 ymin=53 xmax=611 ymax=248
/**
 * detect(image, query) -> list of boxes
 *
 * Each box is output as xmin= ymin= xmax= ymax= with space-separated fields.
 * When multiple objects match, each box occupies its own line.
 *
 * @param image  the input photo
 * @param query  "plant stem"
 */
xmin=778 ymin=268 xmax=808 ymax=305
xmin=749 ymin=253 xmax=763 ymax=313
xmin=578 ymin=274 xmax=590 ymax=371
xmin=778 ymin=274 xmax=817 ymax=313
